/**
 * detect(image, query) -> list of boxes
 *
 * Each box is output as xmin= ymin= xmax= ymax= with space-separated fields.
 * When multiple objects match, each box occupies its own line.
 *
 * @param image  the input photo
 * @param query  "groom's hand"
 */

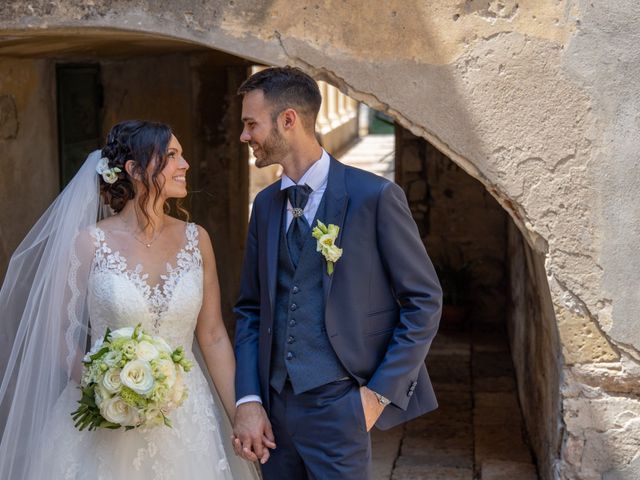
xmin=233 ymin=402 xmax=276 ymax=464
xmin=360 ymin=386 xmax=386 ymax=432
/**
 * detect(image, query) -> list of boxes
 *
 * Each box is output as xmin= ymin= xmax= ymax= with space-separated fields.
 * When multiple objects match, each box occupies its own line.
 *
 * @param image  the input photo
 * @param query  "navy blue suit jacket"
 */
xmin=234 ymin=157 xmax=442 ymax=429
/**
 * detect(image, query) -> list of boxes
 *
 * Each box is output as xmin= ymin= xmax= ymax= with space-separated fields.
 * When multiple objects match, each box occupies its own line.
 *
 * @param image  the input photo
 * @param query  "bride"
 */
xmin=0 ymin=120 xmax=259 ymax=479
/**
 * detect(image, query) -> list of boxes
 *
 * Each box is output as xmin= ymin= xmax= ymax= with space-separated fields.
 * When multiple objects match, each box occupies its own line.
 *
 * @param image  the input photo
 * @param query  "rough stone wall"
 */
xmin=507 ymin=221 xmax=563 ymax=479
xmin=1 ymin=1 xmax=639 ymax=477
xmin=0 ymin=58 xmax=58 ymax=279
xmin=396 ymin=127 xmax=507 ymax=324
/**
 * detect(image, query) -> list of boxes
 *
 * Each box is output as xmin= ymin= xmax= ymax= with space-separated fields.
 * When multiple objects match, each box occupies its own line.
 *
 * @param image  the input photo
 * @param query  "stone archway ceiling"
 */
xmin=2 ymin=5 xmax=640 ymax=476
xmin=0 ymin=0 xmax=627 ymax=354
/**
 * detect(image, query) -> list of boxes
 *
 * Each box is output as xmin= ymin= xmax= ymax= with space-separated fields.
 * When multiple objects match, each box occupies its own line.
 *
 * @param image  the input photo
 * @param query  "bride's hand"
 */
xmin=232 ymin=402 xmax=276 ymax=464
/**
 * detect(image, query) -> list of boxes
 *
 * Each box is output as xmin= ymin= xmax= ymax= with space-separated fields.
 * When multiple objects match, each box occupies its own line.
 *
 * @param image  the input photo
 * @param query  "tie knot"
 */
xmin=287 ymin=185 xmax=312 ymax=210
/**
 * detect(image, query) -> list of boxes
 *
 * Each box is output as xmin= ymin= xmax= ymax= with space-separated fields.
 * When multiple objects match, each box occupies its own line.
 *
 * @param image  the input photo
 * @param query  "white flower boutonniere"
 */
xmin=96 ymin=157 xmax=122 ymax=184
xmin=312 ymin=220 xmax=343 ymax=275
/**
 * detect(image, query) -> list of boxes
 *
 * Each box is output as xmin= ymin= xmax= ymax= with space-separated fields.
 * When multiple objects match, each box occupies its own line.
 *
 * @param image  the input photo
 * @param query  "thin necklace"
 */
xmin=121 ymin=217 xmax=165 ymax=248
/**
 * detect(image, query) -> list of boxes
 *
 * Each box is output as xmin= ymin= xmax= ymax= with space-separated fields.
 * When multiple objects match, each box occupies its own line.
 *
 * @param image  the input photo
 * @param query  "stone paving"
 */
xmin=337 ymin=134 xmax=395 ymax=181
xmin=370 ymin=323 xmax=539 ymax=480
xmin=338 ymin=136 xmax=538 ymax=480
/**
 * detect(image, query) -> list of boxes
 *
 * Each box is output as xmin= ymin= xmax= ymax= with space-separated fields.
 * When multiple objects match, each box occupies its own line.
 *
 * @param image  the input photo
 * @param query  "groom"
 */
xmin=233 ymin=66 xmax=442 ymax=479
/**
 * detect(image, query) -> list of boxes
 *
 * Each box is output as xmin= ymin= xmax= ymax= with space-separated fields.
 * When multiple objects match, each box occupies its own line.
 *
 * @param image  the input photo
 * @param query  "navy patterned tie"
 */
xmin=286 ymin=185 xmax=312 ymax=267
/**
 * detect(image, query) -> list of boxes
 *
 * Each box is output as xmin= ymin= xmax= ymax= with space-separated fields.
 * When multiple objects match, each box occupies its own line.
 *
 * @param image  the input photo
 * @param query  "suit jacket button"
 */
xmin=292 ymin=286 xmax=300 ymax=294
xmin=287 ymin=336 xmax=295 ymax=344
xmin=286 ymin=352 xmax=294 ymax=360
xmin=290 ymin=303 xmax=297 ymax=311
xmin=289 ymin=319 xmax=296 ymax=327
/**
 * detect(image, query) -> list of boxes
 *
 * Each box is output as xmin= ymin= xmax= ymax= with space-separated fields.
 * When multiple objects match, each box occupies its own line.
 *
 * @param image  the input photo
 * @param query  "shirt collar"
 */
xmin=280 ymin=149 xmax=331 ymax=192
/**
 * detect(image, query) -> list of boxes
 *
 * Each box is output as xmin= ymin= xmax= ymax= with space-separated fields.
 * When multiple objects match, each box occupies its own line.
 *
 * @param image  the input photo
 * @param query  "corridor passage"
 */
xmin=337 ymin=134 xmax=539 ymax=480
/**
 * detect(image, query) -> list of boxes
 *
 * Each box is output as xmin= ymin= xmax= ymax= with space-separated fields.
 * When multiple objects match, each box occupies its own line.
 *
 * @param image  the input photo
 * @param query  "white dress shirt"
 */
xmin=236 ymin=150 xmax=331 ymax=407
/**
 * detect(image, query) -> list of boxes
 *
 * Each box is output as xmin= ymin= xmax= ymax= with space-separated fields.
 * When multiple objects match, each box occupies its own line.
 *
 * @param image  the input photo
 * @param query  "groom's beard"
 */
xmin=252 ymin=126 xmax=290 ymax=168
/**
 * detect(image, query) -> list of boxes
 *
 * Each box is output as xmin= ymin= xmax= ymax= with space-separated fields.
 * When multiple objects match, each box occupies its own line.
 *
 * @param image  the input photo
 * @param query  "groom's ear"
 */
xmin=280 ymin=108 xmax=298 ymax=131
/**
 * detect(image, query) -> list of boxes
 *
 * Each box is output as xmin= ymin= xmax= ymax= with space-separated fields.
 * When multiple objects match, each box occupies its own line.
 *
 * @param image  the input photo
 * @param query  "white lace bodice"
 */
xmin=88 ymin=223 xmax=203 ymax=350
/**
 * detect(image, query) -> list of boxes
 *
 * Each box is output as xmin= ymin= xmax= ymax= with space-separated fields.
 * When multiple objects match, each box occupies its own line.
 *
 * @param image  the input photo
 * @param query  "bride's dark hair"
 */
xmin=99 ymin=120 xmax=188 ymax=227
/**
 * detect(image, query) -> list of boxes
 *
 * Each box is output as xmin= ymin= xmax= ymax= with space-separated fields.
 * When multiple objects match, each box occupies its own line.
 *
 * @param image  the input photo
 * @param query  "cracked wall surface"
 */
xmin=0 ymin=0 xmax=638 ymax=478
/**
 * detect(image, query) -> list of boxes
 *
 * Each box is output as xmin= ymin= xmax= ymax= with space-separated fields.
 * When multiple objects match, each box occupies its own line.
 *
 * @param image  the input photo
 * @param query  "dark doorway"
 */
xmin=56 ymin=64 xmax=103 ymax=188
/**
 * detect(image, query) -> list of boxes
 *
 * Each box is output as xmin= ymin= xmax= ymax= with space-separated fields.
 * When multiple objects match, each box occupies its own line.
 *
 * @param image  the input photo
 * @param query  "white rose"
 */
xmin=102 ymin=367 xmax=123 ymax=393
xmin=103 ymin=170 xmax=118 ymax=184
xmin=136 ymin=341 xmax=159 ymax=361
xmin=155 ymin=358 xmax=177 ymax=389
xmin=95 ymin=157 xmax=109 ymax=175
xmin=153 ymin=337 xmax=173 ymax=354
xmin=100 ymin=396 xmax=139 ymax=426
xmin=103 ymin=350 xmax=122 ymax=367
xmin=94 ymin=383 xmax=112 ymax=408
xmin=109 ymin=327 xmax=135 ymax=340
xmin=120 ymin=360 xmax=155 ymax=395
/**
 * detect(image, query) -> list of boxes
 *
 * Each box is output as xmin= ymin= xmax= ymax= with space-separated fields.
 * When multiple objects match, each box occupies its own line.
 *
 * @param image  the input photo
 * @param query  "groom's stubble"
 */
xmin=252 ymin=122 xmax=291 ymax=169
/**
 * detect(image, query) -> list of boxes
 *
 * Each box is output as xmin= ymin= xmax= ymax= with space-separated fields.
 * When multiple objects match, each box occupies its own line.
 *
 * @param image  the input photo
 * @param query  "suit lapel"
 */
xmin=321 ymin=157 xmax=349 ymax=304
xmin=266 ymin=186 xmax=286 ymax=312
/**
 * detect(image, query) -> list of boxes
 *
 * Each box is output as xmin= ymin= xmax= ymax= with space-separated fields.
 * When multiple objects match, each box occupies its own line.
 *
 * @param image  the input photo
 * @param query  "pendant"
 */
xmin=146 ymin=243 xmax=152 ymax=248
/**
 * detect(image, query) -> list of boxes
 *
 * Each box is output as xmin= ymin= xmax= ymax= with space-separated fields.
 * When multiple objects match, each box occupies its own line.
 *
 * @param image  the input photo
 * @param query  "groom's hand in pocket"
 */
xmin=360 ymin=386 xmax=386 ymax=432
xmin=233 ymin=402 xmax=276 ymax=464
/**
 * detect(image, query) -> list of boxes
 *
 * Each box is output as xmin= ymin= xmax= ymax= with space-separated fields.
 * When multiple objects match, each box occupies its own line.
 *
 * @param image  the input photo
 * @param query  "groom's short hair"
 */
xmin=238 ymin=66 xmax=322 ymax=134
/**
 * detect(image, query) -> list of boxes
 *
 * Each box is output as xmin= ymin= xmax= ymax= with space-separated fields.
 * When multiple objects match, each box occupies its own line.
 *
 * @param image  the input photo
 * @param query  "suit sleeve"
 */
xmin=366 ymin=181 xmax=442 ymax=410
xmin=233 ymin=205 xmax=262 ymax=400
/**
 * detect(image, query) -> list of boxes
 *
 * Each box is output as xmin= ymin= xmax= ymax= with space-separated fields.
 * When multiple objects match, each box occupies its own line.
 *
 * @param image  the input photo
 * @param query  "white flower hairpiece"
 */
xmin=96 ymin=157 xmax=122 ymax=184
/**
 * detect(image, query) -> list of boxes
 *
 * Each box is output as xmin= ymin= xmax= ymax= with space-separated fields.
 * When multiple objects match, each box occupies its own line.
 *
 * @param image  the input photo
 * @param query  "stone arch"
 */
xmin=1 ymin=2 xmax=637 ymax=477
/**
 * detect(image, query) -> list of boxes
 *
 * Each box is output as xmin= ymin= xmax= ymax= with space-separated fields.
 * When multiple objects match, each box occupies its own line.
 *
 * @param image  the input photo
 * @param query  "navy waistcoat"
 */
xmin=270 ymin=195 xmax=348 ymax=394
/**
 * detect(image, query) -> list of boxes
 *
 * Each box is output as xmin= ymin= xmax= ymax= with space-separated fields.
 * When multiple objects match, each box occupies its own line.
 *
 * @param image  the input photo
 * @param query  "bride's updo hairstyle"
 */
xmin=99 ymin=120 xmax=185 ymax=227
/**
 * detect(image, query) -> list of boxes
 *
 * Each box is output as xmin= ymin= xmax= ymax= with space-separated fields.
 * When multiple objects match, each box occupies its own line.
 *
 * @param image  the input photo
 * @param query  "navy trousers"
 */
xmin=261 ymin=379 xmax=372 ymax=480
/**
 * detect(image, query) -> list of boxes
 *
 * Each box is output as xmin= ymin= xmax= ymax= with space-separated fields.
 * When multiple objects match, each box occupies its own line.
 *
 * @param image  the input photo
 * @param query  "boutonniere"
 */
xmin=311 ymin=220 xmax=343 ymax=275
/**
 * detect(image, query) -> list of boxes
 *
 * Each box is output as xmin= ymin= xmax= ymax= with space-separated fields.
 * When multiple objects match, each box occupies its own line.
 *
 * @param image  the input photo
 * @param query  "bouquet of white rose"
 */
xmin=71 ymin=324 xmax=193 ymax=431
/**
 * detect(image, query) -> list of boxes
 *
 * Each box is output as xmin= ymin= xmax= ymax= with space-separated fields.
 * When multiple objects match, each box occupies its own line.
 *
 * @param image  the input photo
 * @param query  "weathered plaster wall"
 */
xmin=0 ymin=58 xmax=58 ymax=279
xmin=100 ymin=54 xmax=194 ymax=157
xmin=0 ymin=0 xmax=639 ymax=477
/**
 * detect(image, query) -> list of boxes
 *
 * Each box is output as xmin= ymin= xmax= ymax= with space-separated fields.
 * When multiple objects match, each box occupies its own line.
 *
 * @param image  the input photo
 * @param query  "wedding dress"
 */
xmin=28 ymin=223 xmax=256 ymax=479
xmin=0 ymin=151 xmax=259 ymax=479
